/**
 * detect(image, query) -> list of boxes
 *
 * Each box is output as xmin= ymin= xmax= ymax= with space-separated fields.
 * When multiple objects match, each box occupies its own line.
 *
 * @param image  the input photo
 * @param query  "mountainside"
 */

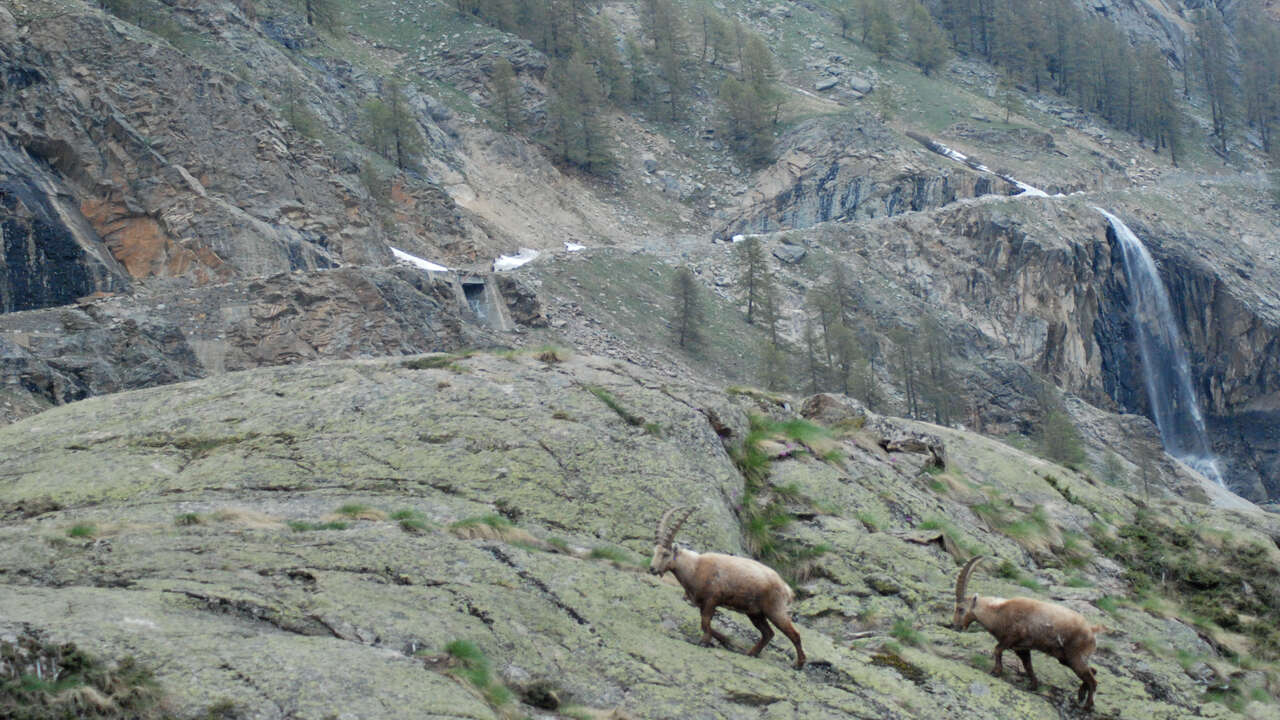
xmin=3 ymin=351 xmax=1280 ymax=719
xmin=2 ymin=0 xmax=1280 ymax=715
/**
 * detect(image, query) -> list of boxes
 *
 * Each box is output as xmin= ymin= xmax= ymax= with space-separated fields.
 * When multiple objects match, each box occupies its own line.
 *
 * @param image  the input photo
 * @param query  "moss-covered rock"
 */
xmin=2 ymin=353 xmax=1278 ymax=718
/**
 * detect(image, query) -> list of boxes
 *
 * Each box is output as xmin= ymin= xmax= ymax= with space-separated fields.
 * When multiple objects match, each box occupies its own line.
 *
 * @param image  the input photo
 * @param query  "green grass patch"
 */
xmin=440 ymin=640 xmax=513 ymax=709
xmin=1096 ymin=596 xmax=1120 ymax=615
xmin=889 ymin=618 xmax=923 ymax=646
xmin=1065 ymin=573 xmax=1094 ymax=588
xmin=589 ymin=545 xmax=640 ymax=566
xmin=66 ymin=523 xmax=96 ymax=538
xmin=450 ymin=514 xmax=511 ymax=532
xmin=729 ymin=416 xmax=831 ymax=583
xmin=0 ymin=631 xmax=164 ymax=719
xmin=856 ymin=510 xmax=886 ymax=532
xmin=288 ymin=520 xmax=350 ymax=532
xmin=587 ymin=386 xmax=645 ymax=427
xmin=546 ymin=537 xmax=571 ymax=554
xmin=917 ymin=515 xmax=983 ymax=558
xmin=1099 ymin=510 xmax=1280 ymax=658
xmin=391 ymin=509 xmax=431 ymax=533
xmin=174 ymin=513 xmax=203 ymax=526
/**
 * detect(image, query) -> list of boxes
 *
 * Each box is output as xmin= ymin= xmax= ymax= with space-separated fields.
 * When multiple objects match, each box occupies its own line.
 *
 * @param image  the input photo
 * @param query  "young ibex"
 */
xmin=952 ymin=556 xmax=1100 ymax=710
xmin=648 ymin=506 xmax=805 ymax=668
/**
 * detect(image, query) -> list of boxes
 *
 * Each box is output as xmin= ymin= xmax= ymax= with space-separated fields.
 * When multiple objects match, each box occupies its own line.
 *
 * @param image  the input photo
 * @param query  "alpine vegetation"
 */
xmin=648 ymin=506 xmax=805 ymax=668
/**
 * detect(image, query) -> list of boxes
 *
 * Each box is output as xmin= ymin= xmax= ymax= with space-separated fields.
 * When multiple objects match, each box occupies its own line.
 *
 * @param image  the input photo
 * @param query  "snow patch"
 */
xmin=390 ymin=246 xmax=449 ymax=272
xmin=493 ymin=248 xmax=540 ymax=271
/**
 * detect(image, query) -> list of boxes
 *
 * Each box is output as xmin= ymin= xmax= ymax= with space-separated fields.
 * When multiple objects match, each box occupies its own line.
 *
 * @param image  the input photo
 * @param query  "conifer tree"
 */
xmin=671 ymin=266 xmax=704 ymax=350
xmin=719 ymin=77 xmax=773 ymax=165
xmin=802 ymin=316 xmax=826 ymax=393
xmin=546 ymin=53 xmax=614 ymax=173
xmin=1239 ymin=3 xmax=1280 ymax=156
xmin=760 ymin=342 xmax=789 ymax=392
xmin=362 ymin=78 xmax=422 ymax=170
xmin=624 ymin=37 xmax=651 ymax=109
xmin=1195 ymin=8 xmax=1236 ymax=154
xmin=890 ymin=327 xmax=921 ymax=419
xmin=904 ymin=0 xmax=950 ymax=75
xmin=489 ymin=57 xmax=521 ymax=131
xmin=736 ymin=236 xmax=769 ymax=325
xmin=300 ymin=0 xmax=341 ymax=33
xmin=862 ymin=0 xmax=899 ymax=61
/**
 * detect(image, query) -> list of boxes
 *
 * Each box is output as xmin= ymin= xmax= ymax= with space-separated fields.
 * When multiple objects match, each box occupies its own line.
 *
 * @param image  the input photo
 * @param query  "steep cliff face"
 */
xmin=721 ymin=121 xmax=1012 ymax=236
xmin=0 ymin=11 xmax=359 ymax=284
xmin=0 ymin=143 xmax=131 ymax=312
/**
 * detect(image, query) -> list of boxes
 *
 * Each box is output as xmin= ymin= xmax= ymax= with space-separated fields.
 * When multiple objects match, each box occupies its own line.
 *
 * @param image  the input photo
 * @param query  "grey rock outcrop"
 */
xmin=0 ymin=265 xmax=528 ymax=422
xmin=722 ymin=120 xmax=1014 ymax=236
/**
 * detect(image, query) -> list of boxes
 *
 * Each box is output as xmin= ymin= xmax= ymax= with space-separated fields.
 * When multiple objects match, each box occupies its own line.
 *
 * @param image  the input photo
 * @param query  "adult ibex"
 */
xmin=649 ymin=506 xmax=805 ymax=668
xmin=953 ymin=556 xmax=1100 ymax=710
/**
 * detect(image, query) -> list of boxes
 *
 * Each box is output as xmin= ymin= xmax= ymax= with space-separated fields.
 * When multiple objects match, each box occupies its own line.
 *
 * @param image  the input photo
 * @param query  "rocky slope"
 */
xmin=3 ymin=351 xmax=1280 ymax=719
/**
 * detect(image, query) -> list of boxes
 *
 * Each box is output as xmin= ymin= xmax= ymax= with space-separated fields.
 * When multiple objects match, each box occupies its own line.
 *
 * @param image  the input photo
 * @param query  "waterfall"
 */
xmin=1096 ymin=208 xmax=1225 ymax=487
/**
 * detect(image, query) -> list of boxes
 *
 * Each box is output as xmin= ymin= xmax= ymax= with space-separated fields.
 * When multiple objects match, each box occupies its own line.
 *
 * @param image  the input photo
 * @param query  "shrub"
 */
xmin=174 ymin=513 xmax=203 ymax=526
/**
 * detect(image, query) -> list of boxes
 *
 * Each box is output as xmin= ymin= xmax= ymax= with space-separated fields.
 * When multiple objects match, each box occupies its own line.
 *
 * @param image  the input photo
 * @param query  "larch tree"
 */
xmin=736 ymin=236 xmax=769 ymax=325
xmin=489 ymin=57 xmax=521 ymax=131
xmin=671 ymin=266 xmax=704 ymax=350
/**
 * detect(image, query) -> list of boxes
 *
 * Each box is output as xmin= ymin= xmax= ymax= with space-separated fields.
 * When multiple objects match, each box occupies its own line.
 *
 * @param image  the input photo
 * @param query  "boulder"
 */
xmin=848 ymin=74 xmax=874 ymax=95
xmin=773 ymin=245 xmax=806 ymax=264
xmin=815 ymin=77 xmax=839 ymax=92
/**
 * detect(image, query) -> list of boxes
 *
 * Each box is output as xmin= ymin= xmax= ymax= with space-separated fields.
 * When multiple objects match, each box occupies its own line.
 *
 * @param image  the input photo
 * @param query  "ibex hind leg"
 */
xmin=746 ymin=613 xmax=774 ymax=657
xmin=1015 ymin=649 xmax=1039 ymax=690
xmin=767 ymin=610 xmax=805 ymax=669
xmin=1069 ymin=660 xmax=1097 ymax=710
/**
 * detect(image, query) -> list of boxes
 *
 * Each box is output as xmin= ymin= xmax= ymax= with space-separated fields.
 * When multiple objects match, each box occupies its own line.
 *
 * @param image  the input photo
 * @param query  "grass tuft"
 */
xmin=288 ymin=520 xmax=350 ymax=532
xmin=449 ymin=514 xmax=538 ymax=545
xmin=587 ymin=386 xmax=645 ymax=427
xmin=440 ymin=640 xmax=513 ymax=709
xmin=174 ymin=513 xmax=203 ymax=526
xmin=588 ymin=545 xmax=640 ymax=566
xmin=391 ymin=509 xmax=431 ymax=533
xmin=66 ymin=523 xmax=96 ymax=539
xmin=334 ymin=503 xmax=387 ymax=521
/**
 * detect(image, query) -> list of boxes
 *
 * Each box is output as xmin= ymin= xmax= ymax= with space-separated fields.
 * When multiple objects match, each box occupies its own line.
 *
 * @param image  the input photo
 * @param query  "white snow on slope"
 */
xmin=390 ymin=246 xmax=449 ymax=272
xmin=494 ymin=248 xmax=540 ymax=271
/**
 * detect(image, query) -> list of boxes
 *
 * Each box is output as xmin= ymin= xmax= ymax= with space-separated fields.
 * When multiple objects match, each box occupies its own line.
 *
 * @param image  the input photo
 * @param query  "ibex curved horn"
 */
xmin=656 ymin=506 xmax=695 ymax=548
xmin=955 ymin=555 xmax=986 ymax=603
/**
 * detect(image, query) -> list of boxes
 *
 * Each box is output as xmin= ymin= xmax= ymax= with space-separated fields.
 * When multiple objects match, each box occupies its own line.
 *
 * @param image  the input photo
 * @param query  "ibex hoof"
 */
xmin=990 ymin=668 xmax=1003 ymax=677
xmin=698 ymin=639 xmax=713 ymax=648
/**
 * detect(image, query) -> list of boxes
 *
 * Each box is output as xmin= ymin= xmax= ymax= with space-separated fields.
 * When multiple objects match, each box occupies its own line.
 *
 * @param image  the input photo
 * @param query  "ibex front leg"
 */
xmin=699 ymin=599 xmax=735 ymax=649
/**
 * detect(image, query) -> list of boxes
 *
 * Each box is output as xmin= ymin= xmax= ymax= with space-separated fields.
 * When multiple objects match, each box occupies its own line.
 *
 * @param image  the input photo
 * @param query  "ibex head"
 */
xmin=952 ymin=555 xmax=986 ymax=630
xmin=649 ymin=506 xmax=695 ymax=575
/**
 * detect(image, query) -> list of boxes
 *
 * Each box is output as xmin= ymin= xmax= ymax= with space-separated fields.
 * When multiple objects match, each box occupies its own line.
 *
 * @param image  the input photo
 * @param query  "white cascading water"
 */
xmin=1095 ymin=208 xmax=1226 ymax=487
